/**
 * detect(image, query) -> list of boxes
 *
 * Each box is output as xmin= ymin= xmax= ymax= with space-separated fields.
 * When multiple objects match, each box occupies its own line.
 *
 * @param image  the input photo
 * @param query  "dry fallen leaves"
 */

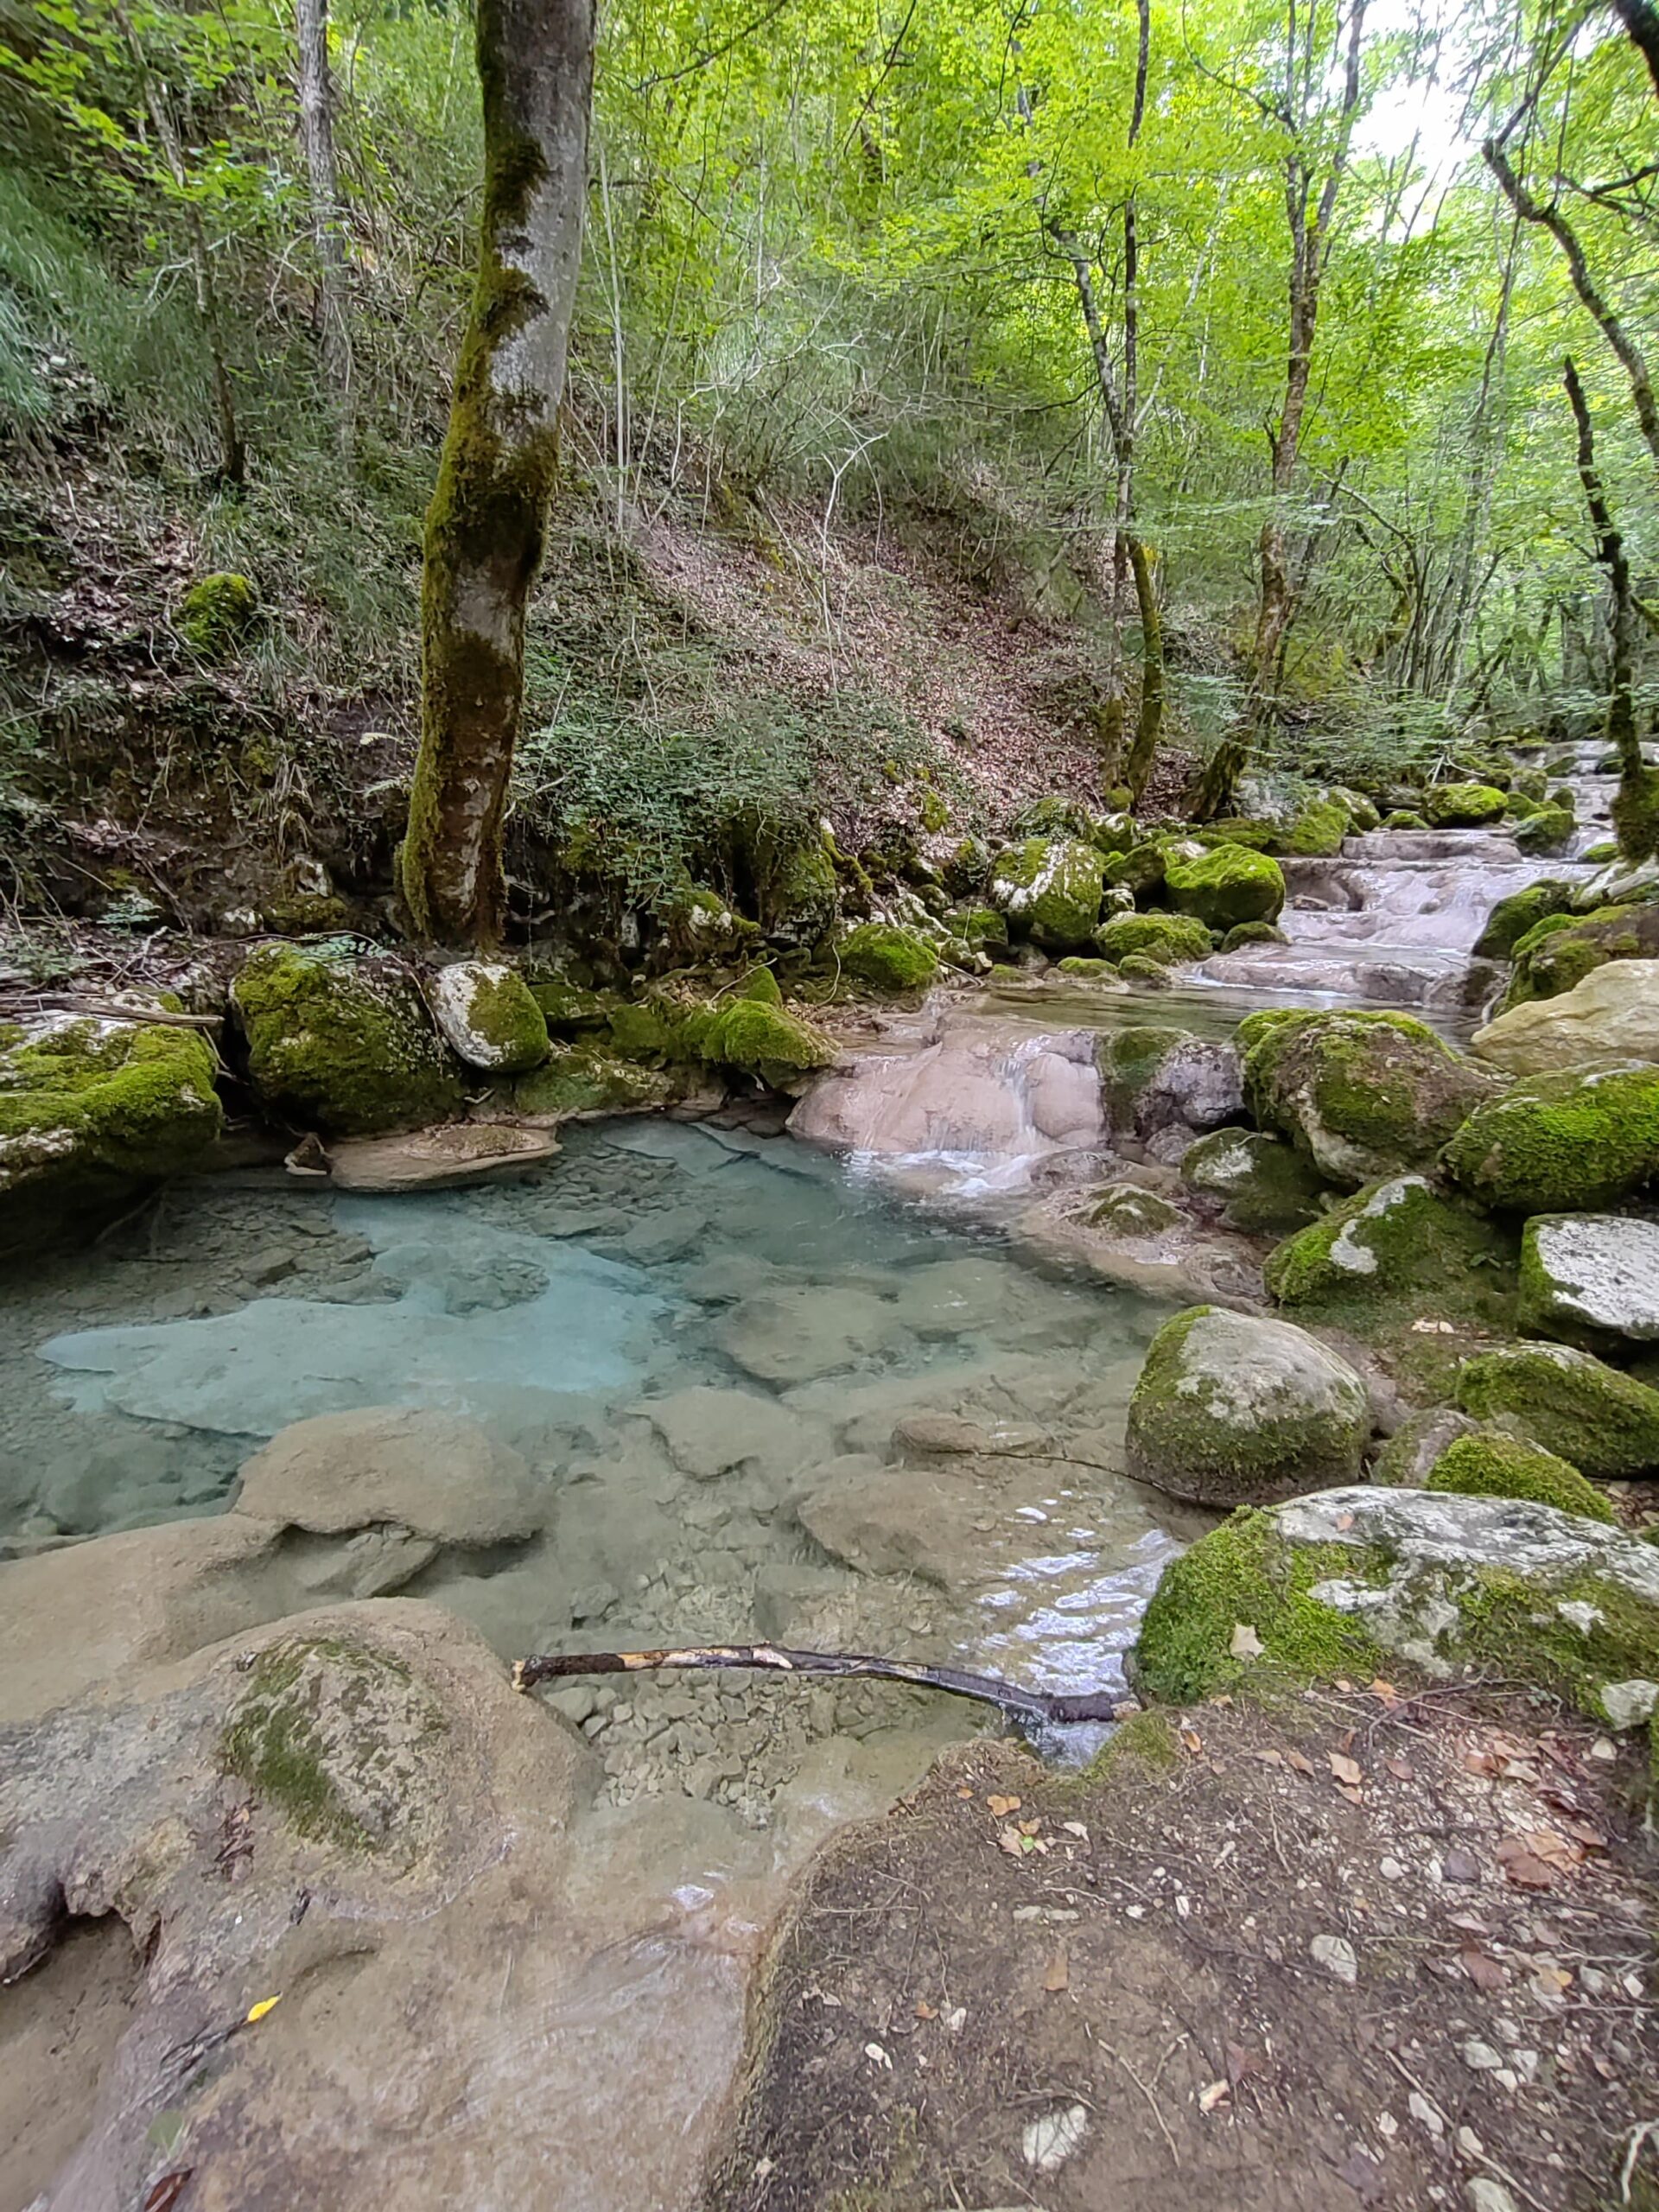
xmin=1286 ymin=1749 xmax=1315 ymax=1777
xmin=1329 ymin=1751 xmax=1363 ymax=1789
xmin=1461 ymin=1946 xmax=1509 ymax=1992
xmin=1494 ymin=1837 xmax=1555 ymax=1890
xmin=987 ymin=1793 xmax=1021 ymax=1818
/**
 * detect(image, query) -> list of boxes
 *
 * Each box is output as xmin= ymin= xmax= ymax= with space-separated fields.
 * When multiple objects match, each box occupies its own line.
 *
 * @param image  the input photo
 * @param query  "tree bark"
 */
xmin=1563 ymin=354 xmax=1659 ymax=859
xmin=295 ymin=0 xmax=352 ymax=414
xmin=1611 ymin=0 xmax=1659 ymax=99
xmin=1485 ymin=138 xmax=1659 ymax=472
xmin=402 ymin=0 xmax=596 ymax=946
xmin=1123 ymin=532 xmax=1164 ymax=802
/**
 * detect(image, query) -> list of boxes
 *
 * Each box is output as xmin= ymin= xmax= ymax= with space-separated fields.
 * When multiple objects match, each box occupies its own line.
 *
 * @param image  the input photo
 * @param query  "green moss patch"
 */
xmin=1164 ymin=842 xmax=1286 ymax=931
xmin=178 ymin=570 xmax=258 ymax=655
xmin=1471 ymin=880 xmax=1576 ymax=963
xmin=836 ymin=922 xmax=938 ymax=991
xmin=1423 ymin=782 xmax=1506 ymax=827
xmin=1425 ymin=1431 xmax=1614 ymax=1524
xmin=1179 ymin=1127 xmax=1327 ymax=1234
xmin=1093 ymin=912 xmax=1212 ymax=966
xmin=1263 ymin=1173 xmax=1514 ymax=1319
xmin=989 ymin=836 xmax=1107 ymax=950
xmin=1455 ymin=1341 xmax=1659 ymax=1478
xmin=1441 ymin=1062 xmax=1659 ymax=1213
xmin=232 ymin=946 xmax=465 ymax=1135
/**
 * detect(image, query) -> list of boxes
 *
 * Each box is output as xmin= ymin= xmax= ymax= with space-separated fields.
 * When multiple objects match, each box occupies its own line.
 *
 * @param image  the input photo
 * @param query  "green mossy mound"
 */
xmin=1441 ymin=1062 xmax=1659 ymax=1213
xmin=1093 ymin=912 xmax=1212 ymax=966
xmin=0 ymin=1009 xmax=224 ymax=1236
xmin=989 ymin=836 xmax=1107 ymax=949
xmin=1179 ymin=1127 xmax=1327 ymax=1235
xmin=1124 ymin=1305 xmax=1370 ymax=1508
xmin=527 ymin=978 xmax=611 ymax=1033
xmin=1103 ymin=842 xmax=1168 ymax=897
xmin=1501 ymin=904 xmax=1659 ymax=1009
xmin=430 ymin=961 xmax=550 ymax=1074
xmin=1423 ymin=782 xmax=1507 ymax=827
xmin=178 ymin=569 xmax=258 ymax=655
xmin=1118 ymin=952 xmax=1174 ymax=983
xmin=1425 ymin=1431 xmax=1614 ymax=1525
xmin=679 ymin=995 xmax=836 ymax=1085
xmin=1471 ymin=880 xmax=1576 ymax=963
xmin=660 ymin=886 xmax=762 ymax=963
xmin=1132 ymin=1490 xmax=1659 ymax=1710
xmin=1087 ymin=1182 xmax=1182 ymax=1236
xmin=1055 ymin=956 xmax=1122 ymax=981
xmin=1515 ymin=804 xmax=1576 ymax=855
xmin=1370 ymin=1407 xmax=1478 ymax=1487
xmin=1380 ymin=810 xmax=1427 ymax=830
xmin=1164 ymin=843 xmax=1286 ymax=931
xmin=232 ymin=947 xmax=465 ymax=1136
xmin=835 ymin=922 xmax=938 ymax=991
xmin=1330 ymin=787 xmax=1382 ymax=832
xmin=1263 ymin=1173 xmax=1511 ymax=1313
xmin=1219 ymin=920 xmax=1288 ymax=952
xmin=1243 ymin=1009 xmax=1499 ymax=1190
xmin=950 ymin=906 xmax=1007 ymax=950
xmin=1273 ymin=797 xmax=1350 ymax=857
xmin=757 ymin=836 xmax=840 ymax=947
xmin=1455 ymin=1341 xmax=1659 ymax=1478
xmin=514 ymin=1042 xmax=677 ymax=1119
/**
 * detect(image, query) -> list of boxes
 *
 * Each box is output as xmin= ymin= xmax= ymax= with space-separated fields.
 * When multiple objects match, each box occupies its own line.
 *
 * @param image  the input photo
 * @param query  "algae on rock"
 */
xmin=1455 ymin=1340 xmax=1659 ymax=1478
xmin=232 ymin=946 xmax=465 ymax=1135
xmin=1424 ymin=1430 xmax=1614 ymax=1525
xmin=1441 ymin=1062 xmax=1659 ymax=1213
xmin=429 ymin=960 xmax=550 ymax=1072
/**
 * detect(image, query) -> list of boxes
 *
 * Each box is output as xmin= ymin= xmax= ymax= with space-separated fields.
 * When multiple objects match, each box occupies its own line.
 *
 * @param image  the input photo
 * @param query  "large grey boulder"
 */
xmin=1519 ymin=1214 xmax=1659 ymax=1346
xmin=1125 ymin=1305 xmax=1370 ymax=1506
xmin=1471 ymin=958 xmax=1659 ymax=1077
xmin=234 ymin=1407 xmax=549 ymax=1544
xmin=1100 ymin=1026 xmax=1244 ymax=1148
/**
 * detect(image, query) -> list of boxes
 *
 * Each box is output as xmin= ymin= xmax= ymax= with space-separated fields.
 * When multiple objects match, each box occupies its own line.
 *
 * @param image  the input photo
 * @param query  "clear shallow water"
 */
xmin=0 ymin=1119 xmax=1190 ymax=1814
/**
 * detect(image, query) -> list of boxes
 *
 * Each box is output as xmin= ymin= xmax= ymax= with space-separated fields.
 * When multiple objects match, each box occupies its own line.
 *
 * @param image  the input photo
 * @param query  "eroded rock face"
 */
xmin=1520 ymin=1214 xmax=1659 ymax=1347
xmin=1135 ymin=1486 xmax=1659 ymax=1708
xmin=1100 ymin=1027 xmax=1244 ymax=1146
xmin=1470 ymin=958 xmax=1659 ymax=1077
xmin=234 ymin=1407 xmax=549 ymax=1545
xmin=1125 ymin=1306 xmax=1370 ymax=1506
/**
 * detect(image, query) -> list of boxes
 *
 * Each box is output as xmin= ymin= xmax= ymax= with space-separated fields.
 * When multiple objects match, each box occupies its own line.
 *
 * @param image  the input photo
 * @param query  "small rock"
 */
xmin=1022 ymin=2103 xmax=1090 ymax=2173
xmin=1442 ymin=1848 xmax=1481 ymax=1884
xmin=1600 ymin=1678 xmax=1659 ymax=1730
xmin=1379 ymin=1857 xmax=1406 ymax=1881
xmin=1408 ymin=2092 xmax=1444 ymax=2137
xmin=1311 ymin=1933 xmax=1357 ymax=1984
xmin=1461 ymin=2040 xmax=1503 ymax=2072
xmin=1468 ymin=2183 xmax=1519 ymax=2212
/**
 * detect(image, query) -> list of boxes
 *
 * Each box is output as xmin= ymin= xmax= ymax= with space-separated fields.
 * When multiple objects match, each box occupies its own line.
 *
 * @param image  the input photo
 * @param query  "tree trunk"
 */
xmin=295 ymin=0 xmax=352 ymax=413
xmin=402 ymin=0 xmax=596 ymax=947
xmin=1485 ymin=139 xmax=1659 ymax=473
xmin=1611 ymin=0 xmax=1659 ymax=99
xmin=1123 ymin=532 xmax=1164 ymax=803
xmin=1563 ymin=354 xmax=1659 ymax=860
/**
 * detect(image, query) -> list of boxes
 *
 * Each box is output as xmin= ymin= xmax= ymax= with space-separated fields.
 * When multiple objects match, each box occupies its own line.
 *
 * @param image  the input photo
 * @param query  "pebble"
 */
xmin=1311 ymin=1933 xmax=1357 ymax=1985
xmin=1467 ymin=2183 xmax=1519 ymax=2212
xmin=1022 ymin=2104 xmax=1090 ymax=2173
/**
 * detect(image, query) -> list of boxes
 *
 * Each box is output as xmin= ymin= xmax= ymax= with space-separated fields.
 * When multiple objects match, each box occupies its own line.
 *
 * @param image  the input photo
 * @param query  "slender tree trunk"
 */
xmin=295 ymin=0 xmax=353 ymax=416
xmin=114 ymin=4 xmax=244 ymax=486
xmin=402 ymin=0 xmax=596 ymax=947
xmin=1563 ymin=354 xmax=1659 ymax=859
xmin=1123 ymin=532 xmax=1164 ymax=802
xmin=1485 ymin=139 xmax=1659 ymax=472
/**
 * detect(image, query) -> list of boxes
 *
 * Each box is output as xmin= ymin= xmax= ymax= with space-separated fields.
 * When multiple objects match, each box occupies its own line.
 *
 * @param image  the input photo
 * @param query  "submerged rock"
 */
xmin=1163 ymin=842 xmax=1286 ymax=931
xmin=1263 ymin=1173 xmax=1510 ymax=1313
xmin=1241 ymin=1009 xmax=1500 ymax=1189
xmin=1519 ymin=1213 xmax=1659 ymax=1347
xmin=1423 ymin=1429 xmax=1613 ymax=1524
xmin=235 ymin=1407 xmax=548 ymax=1544
xmin=1441 ymin=1062 xmax=1659 ymax=1212
xmin=989 ymin=836 xmax=1107 ymax=949
xmin=232 ymin=945 xmax=464 ymax=1135
xmin=1455 ymin=1341 xmax=1659 ymax=1478
xmin=1179 ymin=1128 xmax=1327 ymax=1236
xmin=429 ymin=961 xmax=550 ymax=1072
xmin=0 ymin=1008 xmax=222 ymax=1237
xmin=1133 ymin=1486 xmax=1659 ymax=1706
xmin=1470 ymin=958 xmax=1659 ymax=1077
xmin=1125 ymin=1306 xmax=1370 ymax=1507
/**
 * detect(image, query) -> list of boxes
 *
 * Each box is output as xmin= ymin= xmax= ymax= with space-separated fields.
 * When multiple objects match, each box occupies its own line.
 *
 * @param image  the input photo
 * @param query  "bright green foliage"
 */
xmin=231 ymin=945 xmax=464 ymax=1135
xmin=1425 ymin=1432 xmax=1614 ymax=1525
xmin=1163 ymin=842 xmax=1285 ymax=931
xmin=1093 ymin=912 xmax=1212 ymax=965
xmin=1455 ymin=1342 xmax=1659 ymax=1478
xmin=1441 ymin=1064 xmax=1659 ymax=1212
xmin=836 ymin=922 xmax=938 ymax=991
xmin=1422 ymin=783 xmax=1506 ymax=827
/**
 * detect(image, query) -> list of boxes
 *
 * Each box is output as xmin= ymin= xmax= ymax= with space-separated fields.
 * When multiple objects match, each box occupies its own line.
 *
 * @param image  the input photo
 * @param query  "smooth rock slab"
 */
xmin=1471 ymin=957 xmax=1659 ymax=1077
xmin=1520 ymin=1213 xmax=1659 ymax=1344
xmin=636 ymin=1384 xmax=813 ymax=1481
xmin=235 ymin=1407 xmax=548 ymax=1544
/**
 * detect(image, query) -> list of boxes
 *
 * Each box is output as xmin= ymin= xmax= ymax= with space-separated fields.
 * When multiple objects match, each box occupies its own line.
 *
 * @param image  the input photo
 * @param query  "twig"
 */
xmin=1385 ymin=2050 xmax=1553 ymax=2212
xmin=1623 ymin=2119 xmax=1659 ymax=2202
xmin=1092 ymin=2034 xmax=1179 ymax=2167
xmin=513 ymin=1643 xmax=1129 ymax=1727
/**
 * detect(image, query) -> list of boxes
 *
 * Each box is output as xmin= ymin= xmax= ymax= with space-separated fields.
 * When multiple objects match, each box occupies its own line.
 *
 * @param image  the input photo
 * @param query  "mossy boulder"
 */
xmin=660 ymin=885 xmax=761 ymax=963
xmin=529 ymin=978 xmax=612 ymax=1033
xmin=513 ymin=1043 xmax=677 ymax=1120
xmin=1100 ymin=1025 xmax=1243 ymax=1141
xmin=1371 ymin=1406 xmax=1478 ymax=1487
xmin=1118 ymin=952 xmax=1174 ymax=984
xmin=1132 ymin=1487 xmax=1659 ymax=1708
xmin=1501 ymin=903 xmax=1659 ymax=1009
xmin=1330 ymin=787 xmax=1382 ymax=833
xmin=836 ymin=922 xmax=938 ymax=992
xmin=679 ymin=995 xmax=837 ymax=1087
xmin=1264 ymin=1173 xmax=1511 ymax=1313
xmin=758 ymin=836 xmax=840 ymax=947
xmin=1423 ymin=781 xmax=1507 ymax=827
xmin=950 ymin=905 xmax=1007 ymax=950
xmin=1471 ymin=879 xmax=1577 ymax=963
xmin=1455 ymin=1342 xmax=1659 ymax=1478
xmin=1441 ymin=1062 xmax=1659 ymax=1213
xmin=1103 ymin=841 xmax=1168 ymax=897
xmin=1515 ymin=804 xmax=1575 ymax=855
xmin=1125 ymin=1305 xmax=1370 ymax=1507
xmin=231 ymin=947 xmax=465 ymax=1136
xmin=1093 ymin=912 xmax=1212 ymax=967
xmin=1055 ymin=956 xmax=1123 ymax=982
xmin=1179 ymin=1127 xmax=1328 ymax=1235
xmin=1519 ymin=1213 xmax=1659 ymax=1348
xmin=1220 ymin=920 xmax=1287 ymax=952
xmin=1272 ymin=797 xmax=1350 ymax=857
xmin=1164 ymin=843 xmax=1286 ymax=931
xmin=1087 ymin=1183 xmax=1183 ymax=1236
xmin=988 ymin=836 xmax=1106 ymax=949
xmin=1085 ymin=810 xmax=1138 ymax=857
xmin=0 ymin=1008 xmax=224 ymax=1237
xmin=1425 ymin=1431 xmax=1614 ymax=1525
xmin=178 ymin=570 xmax=258 ymax=655
xmin=1010 ymin=795 xmax=1093 ymax=839
xmin=1380 ymin=809 xmax=1427 ymax=830
xmin=429 ymin=961 xmax=549 ymax=1074
xmin=1243 ymin=1009 xmax=1501 ymax=1189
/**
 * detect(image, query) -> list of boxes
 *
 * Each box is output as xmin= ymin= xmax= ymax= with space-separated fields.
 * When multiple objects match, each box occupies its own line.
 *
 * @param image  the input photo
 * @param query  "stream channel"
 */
xmin=0 ymin=740 xmax=1620 ymax=2210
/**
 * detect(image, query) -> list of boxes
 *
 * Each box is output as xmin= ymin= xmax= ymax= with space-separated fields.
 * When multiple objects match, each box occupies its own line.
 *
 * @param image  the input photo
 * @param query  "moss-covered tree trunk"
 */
xmin=401 ymin=0 xmax=595 ymax=946
xmin=1123 ymin=533 xmax=1164 ymax=804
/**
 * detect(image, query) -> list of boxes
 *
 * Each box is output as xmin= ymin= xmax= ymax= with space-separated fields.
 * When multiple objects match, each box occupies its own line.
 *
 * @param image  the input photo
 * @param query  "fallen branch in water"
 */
xmin=512 ymin=1643 xmax=1133 ymax=1728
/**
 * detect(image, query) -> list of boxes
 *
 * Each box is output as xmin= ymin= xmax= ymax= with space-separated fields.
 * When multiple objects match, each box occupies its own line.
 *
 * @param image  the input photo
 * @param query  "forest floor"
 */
xmin=708 ymin=1684 xmax=1659 ymax=2212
